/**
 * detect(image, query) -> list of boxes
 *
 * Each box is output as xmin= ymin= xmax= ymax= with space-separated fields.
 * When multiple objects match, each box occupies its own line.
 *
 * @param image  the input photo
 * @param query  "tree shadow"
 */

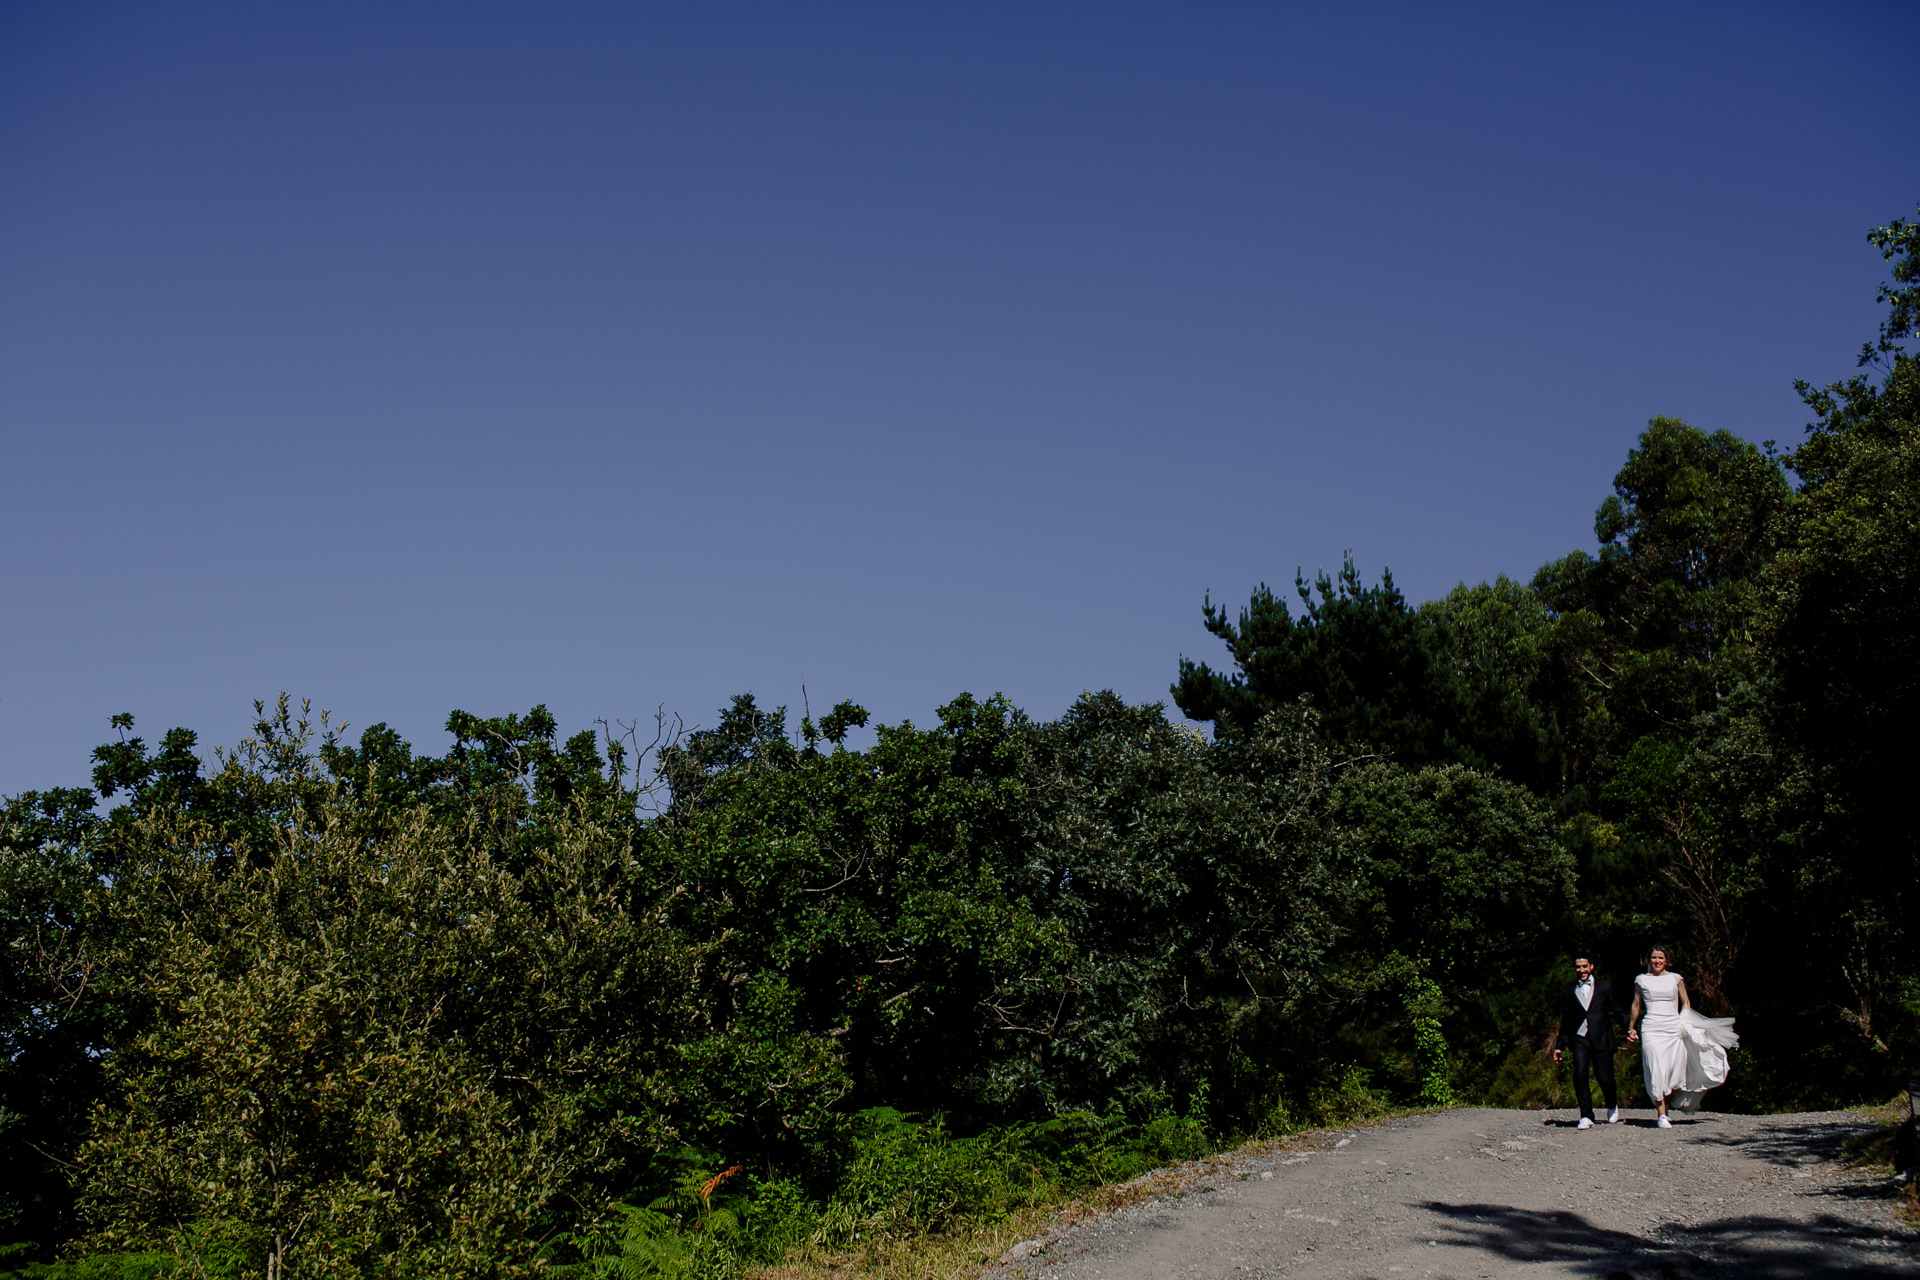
xmin=1420 ymin=1200 xmax=1916 ymax=1278
xmin=1672 ymin=1115 xmax=1853 ymax=1163
xmin=1667 ymin=1116 xmax=1897 ymax=1203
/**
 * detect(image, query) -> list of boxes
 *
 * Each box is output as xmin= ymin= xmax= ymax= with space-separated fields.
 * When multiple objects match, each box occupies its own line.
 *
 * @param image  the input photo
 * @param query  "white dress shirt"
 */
xmin=1575 ymin=976 xmax=1593 ymax=1037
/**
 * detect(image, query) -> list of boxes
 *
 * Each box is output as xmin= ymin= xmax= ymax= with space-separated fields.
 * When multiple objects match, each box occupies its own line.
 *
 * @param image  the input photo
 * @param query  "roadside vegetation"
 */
xmin=1839 ymin=1096 xmax=1920 ymax=1227
xmin=3 ymin=210 xmax=1918 ymax=1277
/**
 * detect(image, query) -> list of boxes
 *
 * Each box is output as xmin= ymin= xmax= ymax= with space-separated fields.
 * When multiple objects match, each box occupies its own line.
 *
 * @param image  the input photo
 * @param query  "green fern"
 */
xmin=574 ymin=1163 xmax=748 ymax=1280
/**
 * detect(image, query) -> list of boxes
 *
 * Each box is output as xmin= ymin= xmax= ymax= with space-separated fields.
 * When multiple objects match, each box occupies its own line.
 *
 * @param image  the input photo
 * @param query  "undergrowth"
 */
xmin=0 ymin=1069 xmax=1412 ymax=1279
xmin=534 ymin=1071 xmax=1401 ymax=1280
xmin=537 ymin=1101 xmax=1217 ymax=1280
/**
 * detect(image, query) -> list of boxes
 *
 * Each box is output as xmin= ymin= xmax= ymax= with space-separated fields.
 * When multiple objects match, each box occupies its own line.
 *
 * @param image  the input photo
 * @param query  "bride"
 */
xmin=1627 ymin=943 xmax=1739 ymax=1127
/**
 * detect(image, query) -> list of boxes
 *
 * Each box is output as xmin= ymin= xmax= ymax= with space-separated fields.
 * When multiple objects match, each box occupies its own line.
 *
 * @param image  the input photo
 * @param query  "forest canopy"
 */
xmin=3 ymin=209 xmax=1918 ymax=1278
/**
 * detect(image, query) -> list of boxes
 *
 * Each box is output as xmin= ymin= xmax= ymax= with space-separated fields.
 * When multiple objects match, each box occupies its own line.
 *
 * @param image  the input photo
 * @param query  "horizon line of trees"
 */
xmin=2 ymin=208 xmax=1916 ymax=1277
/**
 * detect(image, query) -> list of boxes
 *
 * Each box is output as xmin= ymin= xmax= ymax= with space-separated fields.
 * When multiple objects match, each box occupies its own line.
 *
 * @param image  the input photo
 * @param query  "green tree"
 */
xmin=1420 ymin=577 xmax=1567 ymax=792
xmin=648 ymin=690 xmax=1362 ymax=1136
xmin=1755 ymin=228 xmax=1920 ymax=1072
xmin=1858 ymin=204 xmax=1920 ymax=366
xmin=1172 ymin=557 xmax=1559 ymax=789
xmin=649 ymin=692 xmax=1067 ymax=1149
xmin=1027 ymin=696 xmax=1349 ymax=1117
xmin=1329 ymin=763 xmax=1573 ymax=1082
xmin=77 ymin=760 xmax=693 ymax=1277
xmin=0 ymin=788 xmax=109 ymax=1255
xmin=1531 ymin=417 xmax=1792 ymax=792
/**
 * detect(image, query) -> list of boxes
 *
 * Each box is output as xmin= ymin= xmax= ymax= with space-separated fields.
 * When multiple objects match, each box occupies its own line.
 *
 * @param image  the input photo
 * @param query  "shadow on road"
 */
xmin=1421 ymin=1200 xmax=1914 ymax=1277
xmin=1670 ymin=1116 xmax=1894 ymax=1205
xmin=1675 ymin=1117 xmax=1849 ymax=1163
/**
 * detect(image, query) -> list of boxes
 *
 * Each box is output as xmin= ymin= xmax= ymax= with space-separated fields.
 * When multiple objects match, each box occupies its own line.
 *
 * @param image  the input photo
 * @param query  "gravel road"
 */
xmin=985 ymin=1108 xmax=1917 ymax=1279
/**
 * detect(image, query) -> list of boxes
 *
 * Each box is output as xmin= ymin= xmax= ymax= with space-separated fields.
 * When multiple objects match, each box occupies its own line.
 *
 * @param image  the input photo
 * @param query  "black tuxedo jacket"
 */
xmin=1557 ymin=977 xmax=1625 ymax=1052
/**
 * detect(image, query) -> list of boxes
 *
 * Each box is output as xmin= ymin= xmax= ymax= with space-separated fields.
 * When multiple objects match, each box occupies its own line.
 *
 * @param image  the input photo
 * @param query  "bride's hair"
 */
xmin=1646 ymin=942 xmax=1676 ymax=967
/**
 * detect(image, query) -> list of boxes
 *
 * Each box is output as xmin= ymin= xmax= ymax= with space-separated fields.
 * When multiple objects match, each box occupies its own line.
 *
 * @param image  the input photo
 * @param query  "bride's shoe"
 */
xmin=1656 ymin=1115 xmax=1672 ymax=1128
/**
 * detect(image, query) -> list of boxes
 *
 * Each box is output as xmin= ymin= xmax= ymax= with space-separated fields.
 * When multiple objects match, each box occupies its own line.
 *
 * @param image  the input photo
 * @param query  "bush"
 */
xmin=76 ymin=794 xmax=694 ymax=1279
xmin=1307 ymin=1067 xmax=1388 ymax=1124
xmin=0 ymin=1251 xmax=181 ymax=1280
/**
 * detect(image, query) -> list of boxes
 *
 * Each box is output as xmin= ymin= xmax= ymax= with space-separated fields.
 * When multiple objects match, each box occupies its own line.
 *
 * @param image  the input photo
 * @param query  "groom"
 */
xmin=1551 ymin=954 xmax=1624 ymax=1130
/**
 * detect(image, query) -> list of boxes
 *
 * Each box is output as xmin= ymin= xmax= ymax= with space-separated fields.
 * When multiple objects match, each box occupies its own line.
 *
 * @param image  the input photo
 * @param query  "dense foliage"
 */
xmin=3 ymin=210 xmax=1917 ymax=1276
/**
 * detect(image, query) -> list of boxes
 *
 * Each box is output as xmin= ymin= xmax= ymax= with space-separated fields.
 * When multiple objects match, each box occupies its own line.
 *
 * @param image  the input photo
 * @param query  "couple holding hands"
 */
xmin=1550 ymin=944 xmax=1740 ymax=1129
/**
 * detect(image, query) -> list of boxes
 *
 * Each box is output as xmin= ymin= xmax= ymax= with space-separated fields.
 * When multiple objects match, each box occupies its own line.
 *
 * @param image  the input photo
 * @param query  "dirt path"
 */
xmin=985 ymin=1108 xmax=1918 ymax=1279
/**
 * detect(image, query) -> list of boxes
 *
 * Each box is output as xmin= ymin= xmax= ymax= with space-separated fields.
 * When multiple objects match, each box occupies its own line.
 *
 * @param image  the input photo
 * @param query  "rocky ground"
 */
xmin=983 ymin=1107 xmax=1918 ymax=1279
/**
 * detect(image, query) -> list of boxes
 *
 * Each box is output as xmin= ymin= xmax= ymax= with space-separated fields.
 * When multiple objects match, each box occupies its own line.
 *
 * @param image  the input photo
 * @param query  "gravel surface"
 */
xmin=983 ymin=1108 xmax=1918 ymax=1279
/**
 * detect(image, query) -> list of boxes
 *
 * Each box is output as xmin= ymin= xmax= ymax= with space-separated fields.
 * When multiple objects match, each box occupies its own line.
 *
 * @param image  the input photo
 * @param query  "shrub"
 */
xmin=75 ymin=796 xmax=694 ymax=1279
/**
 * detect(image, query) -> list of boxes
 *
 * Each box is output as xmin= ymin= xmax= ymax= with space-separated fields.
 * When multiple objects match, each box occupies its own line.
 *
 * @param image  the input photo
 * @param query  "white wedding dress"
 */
xmin=1635 ymin=971 xmax=1738 ymax=1112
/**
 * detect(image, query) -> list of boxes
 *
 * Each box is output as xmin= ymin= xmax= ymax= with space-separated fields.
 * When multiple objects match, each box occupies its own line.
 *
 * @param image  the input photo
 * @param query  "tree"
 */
xmin=1859 ymin=204 xmax=1920 ymax=366
xmin=0 ymin=787 xmax=108 ymax=1254
xmin=1330 ymin=762 xmax=1573 ymax=1077
xmin=1172 ymin=556 xmax=1559 ymax=788
xmin=1420 ymin=577 xmax=1567 ymax=794
xmin=1028 ymin=695 xmax=1349 ymax=1115
xmin=649 ymin=692 xmax=1069 ymax=1140
xmin=1531 ymin=417 xmax=1792 ymax=791
xmin=76 ymin=753 xmax=694 ymax=1278
xmin=1756 ymin=237 xmax=1920 ymax=1070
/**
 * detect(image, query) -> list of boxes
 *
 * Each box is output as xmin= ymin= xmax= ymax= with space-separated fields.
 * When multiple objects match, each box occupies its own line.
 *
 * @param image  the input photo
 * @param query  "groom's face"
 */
xmin=1573 ymin=959 xmax=1593 ymax=980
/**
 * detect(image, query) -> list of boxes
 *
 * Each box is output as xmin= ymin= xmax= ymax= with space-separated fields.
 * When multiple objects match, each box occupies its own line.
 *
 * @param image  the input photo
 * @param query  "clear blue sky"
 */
xmin=3 ymin=1 xmax=1915 ymax=790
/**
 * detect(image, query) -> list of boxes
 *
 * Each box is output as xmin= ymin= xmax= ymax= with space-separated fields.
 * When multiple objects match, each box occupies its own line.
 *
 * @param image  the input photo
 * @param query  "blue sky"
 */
xmin=3 ymin=1 xmax=1915 ymax=790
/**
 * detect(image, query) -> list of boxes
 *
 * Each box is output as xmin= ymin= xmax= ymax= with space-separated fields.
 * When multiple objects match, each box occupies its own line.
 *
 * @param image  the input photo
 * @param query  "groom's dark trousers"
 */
xmin=1556 ymin=977 xmax=1624 ymax=1121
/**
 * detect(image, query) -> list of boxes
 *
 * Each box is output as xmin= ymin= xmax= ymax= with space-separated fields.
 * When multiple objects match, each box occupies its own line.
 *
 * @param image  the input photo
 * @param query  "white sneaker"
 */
xmin=1656 ymin=1115 xmax=1672 ymax=1129
xmin=1576 ymin=1116 xmax=1593 ymax=1130
xmin=1607 ymin=1107 xmax=1621 ymax=1124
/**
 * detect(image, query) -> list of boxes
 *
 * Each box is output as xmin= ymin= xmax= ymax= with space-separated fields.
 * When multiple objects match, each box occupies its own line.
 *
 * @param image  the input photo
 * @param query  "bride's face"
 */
xmin=1648 ymin=950 xmax=1668 ymax=973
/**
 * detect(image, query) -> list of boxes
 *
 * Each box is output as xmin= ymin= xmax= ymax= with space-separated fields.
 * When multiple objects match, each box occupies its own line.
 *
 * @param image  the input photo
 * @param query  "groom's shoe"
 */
xmin=1576 ymin=1116 xmax=1593 ymax=1130
xmin=1607 ymin=1107 xmax=1621 ymax=1124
